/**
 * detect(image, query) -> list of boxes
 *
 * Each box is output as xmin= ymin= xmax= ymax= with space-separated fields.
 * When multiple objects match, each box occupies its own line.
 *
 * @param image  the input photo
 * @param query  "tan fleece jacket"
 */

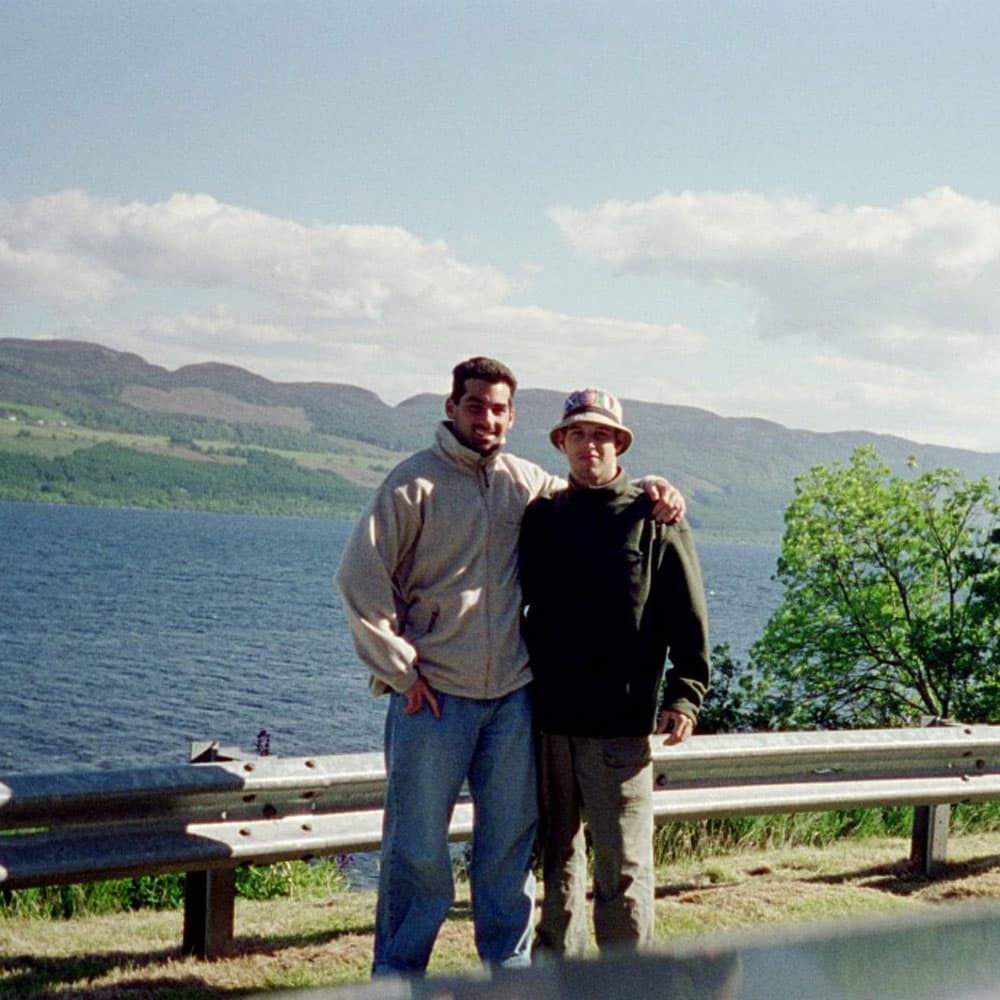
xmin=335 ymin=422 xmax=562 ymax=699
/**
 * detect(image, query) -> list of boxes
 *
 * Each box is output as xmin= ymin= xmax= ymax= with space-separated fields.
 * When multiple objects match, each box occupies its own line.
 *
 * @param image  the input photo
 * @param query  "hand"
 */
xmin=656 ymin=709 xmax=693 ymax=746
xmin=403 ymin=673 xmax=441 ymax=718
xmin=640 ymin=477 xmax=686 ymax=524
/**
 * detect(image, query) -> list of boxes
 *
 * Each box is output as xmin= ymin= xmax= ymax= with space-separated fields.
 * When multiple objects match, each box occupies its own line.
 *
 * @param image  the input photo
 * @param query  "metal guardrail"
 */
xmin=650 ymin=724 xmax=1000 ymax=816
xmin=3 ymin=725 xmax=1000 ymax=958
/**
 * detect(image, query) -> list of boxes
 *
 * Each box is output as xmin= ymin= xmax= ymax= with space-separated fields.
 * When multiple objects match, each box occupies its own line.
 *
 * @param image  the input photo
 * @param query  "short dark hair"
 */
xmin=450 ymin=357 xmax=517 ymax=403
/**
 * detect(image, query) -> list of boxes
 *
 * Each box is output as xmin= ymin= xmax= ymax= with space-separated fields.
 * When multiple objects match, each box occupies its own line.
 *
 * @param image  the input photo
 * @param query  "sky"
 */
xmin=3 ymin=1 xmax=1000 ymax=452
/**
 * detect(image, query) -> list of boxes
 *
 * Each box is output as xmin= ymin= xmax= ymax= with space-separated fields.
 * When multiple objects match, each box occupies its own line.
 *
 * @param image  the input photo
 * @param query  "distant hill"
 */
xmin=2 ymin=337 xmax=997 ymax=540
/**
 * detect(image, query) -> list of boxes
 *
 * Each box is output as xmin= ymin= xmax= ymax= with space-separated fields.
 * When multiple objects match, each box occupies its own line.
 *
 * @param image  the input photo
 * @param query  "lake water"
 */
xmin=0 ymin=502 xmax=781 ymax=776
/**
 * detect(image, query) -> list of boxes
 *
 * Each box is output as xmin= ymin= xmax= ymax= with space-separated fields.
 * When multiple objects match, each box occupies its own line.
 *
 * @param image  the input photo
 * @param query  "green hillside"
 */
xmin=2 ymin=337 xmax=998 ymax=539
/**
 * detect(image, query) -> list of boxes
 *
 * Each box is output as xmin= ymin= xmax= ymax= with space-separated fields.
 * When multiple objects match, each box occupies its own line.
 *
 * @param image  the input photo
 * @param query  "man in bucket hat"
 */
xmin=519 ymin=387 xmax=711 ymax=957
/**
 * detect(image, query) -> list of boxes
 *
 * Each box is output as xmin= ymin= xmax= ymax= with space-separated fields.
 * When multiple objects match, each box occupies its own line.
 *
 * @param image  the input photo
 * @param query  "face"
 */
xmin=557 ymin=421 xmax=624 ymax=487
xmin=446 ymin=378 xmax=515 ymax=455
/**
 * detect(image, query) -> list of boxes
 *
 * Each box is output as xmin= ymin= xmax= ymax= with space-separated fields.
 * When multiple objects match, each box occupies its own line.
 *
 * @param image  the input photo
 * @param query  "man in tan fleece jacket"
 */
xmin=335 ymin=356 xmax=684 ymax=976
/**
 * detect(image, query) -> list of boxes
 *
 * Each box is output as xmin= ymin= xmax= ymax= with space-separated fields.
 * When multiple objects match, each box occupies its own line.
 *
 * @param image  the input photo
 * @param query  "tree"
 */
xmin=753 ymin=447 xmax=1000 ymax=728
xmin=693 ymin=644 xmax=774 ymax=734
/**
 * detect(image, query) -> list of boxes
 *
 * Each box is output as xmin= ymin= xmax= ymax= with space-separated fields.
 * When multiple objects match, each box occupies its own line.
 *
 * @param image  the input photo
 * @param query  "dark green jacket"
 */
xmin=519 ymin=470 xmax=710 ymax=737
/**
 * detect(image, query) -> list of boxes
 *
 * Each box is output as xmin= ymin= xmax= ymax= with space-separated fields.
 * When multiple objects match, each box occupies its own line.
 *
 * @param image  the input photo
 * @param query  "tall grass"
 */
xmin=0 ymin=858 xmax=350 ymax=920
xmin=653 ymin=801 xmax=1000 ymax=864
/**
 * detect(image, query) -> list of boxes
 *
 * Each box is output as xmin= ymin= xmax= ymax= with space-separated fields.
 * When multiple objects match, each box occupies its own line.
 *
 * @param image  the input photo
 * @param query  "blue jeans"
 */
xmin=373 ymin=685 xmax=537 ymax=976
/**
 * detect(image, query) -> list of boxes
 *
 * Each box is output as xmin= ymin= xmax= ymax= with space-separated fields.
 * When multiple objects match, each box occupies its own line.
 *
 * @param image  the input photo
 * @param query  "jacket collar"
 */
xmin=567 ymin=467 xmax=631 ymax=498
xmin=434 ymin=421 xmax=505 ymax=472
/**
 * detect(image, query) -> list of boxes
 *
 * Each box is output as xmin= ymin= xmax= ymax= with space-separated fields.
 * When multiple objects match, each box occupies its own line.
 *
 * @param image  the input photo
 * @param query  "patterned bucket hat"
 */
xmin=549 ymin=387 xmax=633 ymax=454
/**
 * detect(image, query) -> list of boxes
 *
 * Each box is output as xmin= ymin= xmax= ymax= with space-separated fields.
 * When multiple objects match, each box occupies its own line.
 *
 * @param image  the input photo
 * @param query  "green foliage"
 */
xmin=653 ymin=802 xmax=1000 ymax=866
xmin=654 ymin=808 xmax=914 ymax=864
xmin=0 ymin=875 xmax=185 ymax=919
xmin=0 ymin=442 xmax=372 ymax=517
xmin=653 ymin=802 xmax=1000 ymax=865
xmin=695 ymin=643 xmax=774 ymax=734
xmin=951 ymin=800 xmax=1000 ymax=834
xmin=753 ymin=448 xmax=1000 ymax=728
xmin=0 ymin=859 xmax=349 ymax=919
xmin=235 ymin=858 xmax=349 ymax=900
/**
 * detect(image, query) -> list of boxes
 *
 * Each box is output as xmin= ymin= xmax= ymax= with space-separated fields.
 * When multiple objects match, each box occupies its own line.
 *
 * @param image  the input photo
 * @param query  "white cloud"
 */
xmin=549 ymin=187 xmax=1000 ymax=368
xmin=0 ymin=190 xmax=513 ymax=321
xmin=0 ymin=236 xmax=120 ymax=306
xmin=681 ymin=346 xmax=998 ymax=452
xmin=0 ymin=190 xmax=701 ymax=402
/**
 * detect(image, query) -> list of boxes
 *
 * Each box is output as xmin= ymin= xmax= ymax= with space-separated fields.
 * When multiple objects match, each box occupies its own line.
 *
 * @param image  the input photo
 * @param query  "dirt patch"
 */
xmin=122 ymin=386 xmax=312 ymax=432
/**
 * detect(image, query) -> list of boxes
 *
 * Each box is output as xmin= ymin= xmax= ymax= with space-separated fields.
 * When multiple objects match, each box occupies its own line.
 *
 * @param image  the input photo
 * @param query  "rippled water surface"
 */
xmin=1 ymin=502 xmax=780 ymax=774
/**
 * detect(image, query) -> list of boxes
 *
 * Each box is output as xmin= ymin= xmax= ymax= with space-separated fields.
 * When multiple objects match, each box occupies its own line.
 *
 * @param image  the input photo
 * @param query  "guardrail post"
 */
xmin=909 ymin=717 xmax=954 ymax=877
xmin=183 ymin=868 xmax=237 ymax=958
xmin=911 ymin=803 xmax=950 ymax=877
xmin=182 ymin=741 xmax=240 ymax=957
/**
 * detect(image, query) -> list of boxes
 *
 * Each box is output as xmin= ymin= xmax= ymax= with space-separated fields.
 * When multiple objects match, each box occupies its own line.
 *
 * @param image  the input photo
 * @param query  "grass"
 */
xmin=0 ymin=416 xmax=161 ymax=459
xmin=0 ymin=402 xmax=411 ymax=490
xmin=5 ymin=831 xmax=1000 ymax=998
xmin=274 ymin=438 xmax=410 ymax=488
